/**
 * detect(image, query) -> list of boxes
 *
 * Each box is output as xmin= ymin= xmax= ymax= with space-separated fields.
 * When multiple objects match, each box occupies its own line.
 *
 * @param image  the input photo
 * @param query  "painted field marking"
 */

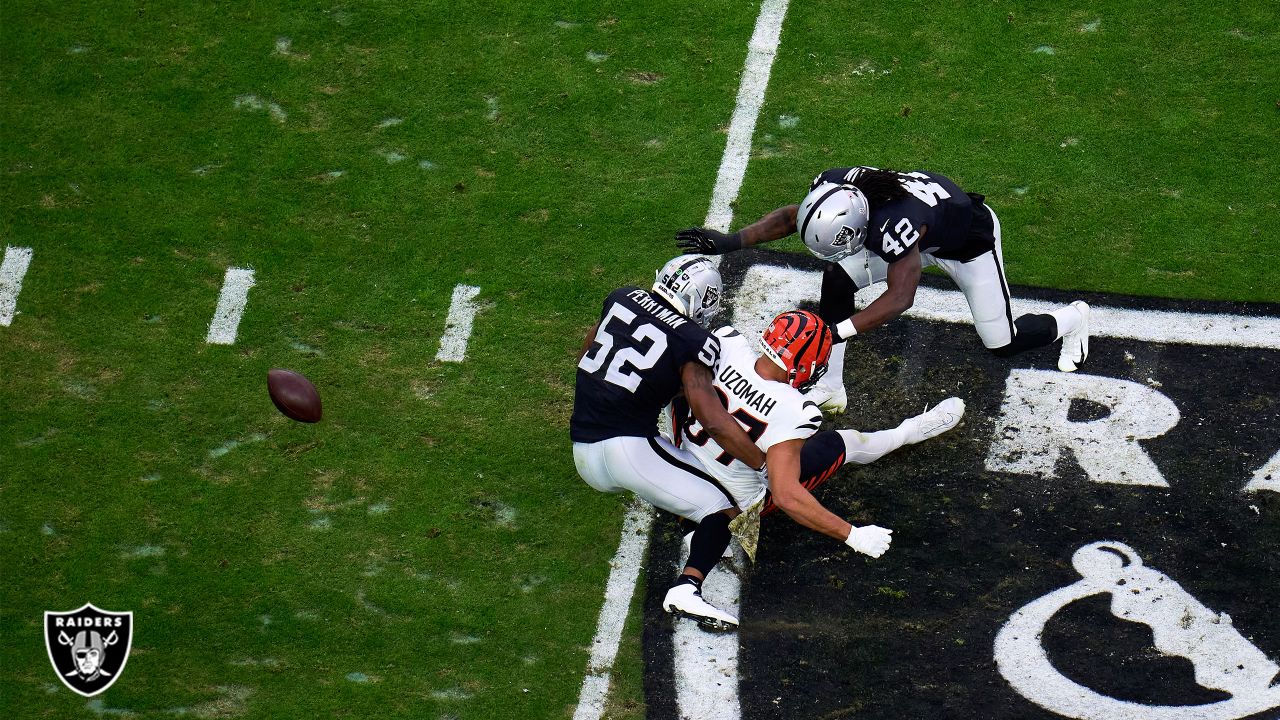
xmin=730 ymin=263 xmax=1280 ymax=351
xmin=677 ymin=2 xmax=792 ymax=717
xmin=987 ymin=369 xmax=1181 ymax=487
xmin=1246 ymin=450 xmax=1280 ymax=494
xmin=205 ymin=267 xmax=256 ymax=345
xmin=704 ymin=0 xmax=791 ymax=235
xmin=0 ymin=245 xmax=34 ymax=326
xmin=574 ymin=1 xmax=792 ymax=717
xmin=435 ymin=284 xmax=484 ymax=363
xmin=996 ymin=541 xmax=1280 ymax=720
xmin=571 ymin=500 xmax=655 ymax=720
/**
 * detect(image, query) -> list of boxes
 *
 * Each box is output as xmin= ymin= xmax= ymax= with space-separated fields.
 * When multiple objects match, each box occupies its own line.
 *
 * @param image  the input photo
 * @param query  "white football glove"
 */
xmin=845 ymin=524 xmax=893 ymax=558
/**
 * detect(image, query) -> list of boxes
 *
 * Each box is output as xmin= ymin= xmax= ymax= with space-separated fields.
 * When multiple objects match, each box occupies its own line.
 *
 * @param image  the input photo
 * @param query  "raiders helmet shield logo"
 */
xmin=44 ymin=603 xmax=133 ymax=697
xmin=702 ymin=285 xmax=720 ymax=309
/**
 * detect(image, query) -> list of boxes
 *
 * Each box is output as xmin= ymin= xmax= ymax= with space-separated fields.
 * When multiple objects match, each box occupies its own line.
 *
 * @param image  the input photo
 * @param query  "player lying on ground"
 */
xmin=672 ymin=310 xmax=964 ymax=623
xmin=677 ymin=166 xmax=1091 ymax=414
xmin=571 ymin=255 xmax=765 ymax=632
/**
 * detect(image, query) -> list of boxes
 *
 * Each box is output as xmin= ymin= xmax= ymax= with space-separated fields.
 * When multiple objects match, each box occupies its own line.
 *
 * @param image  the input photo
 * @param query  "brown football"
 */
xmin=267 ymin=368 xmax=322 ymax=423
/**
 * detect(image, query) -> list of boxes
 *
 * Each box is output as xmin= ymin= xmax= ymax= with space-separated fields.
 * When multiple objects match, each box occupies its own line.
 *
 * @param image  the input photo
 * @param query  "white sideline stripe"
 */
xmin=677 ymin=3 xmax=791 ymax=720
xmin=704 ymin=0 xmax=790 ymax=234
xmin=0 ymin=246 xmax=33 ymax=326
xmin=731 ymin=264 xmax=1280 ymax=351
xmin=205 ymin=267 xmax=255 ymax=345
xmin=571 ymin=500 xmax=655 ymax=720
xmin=435 ymin=284 xmax=483 ymax=362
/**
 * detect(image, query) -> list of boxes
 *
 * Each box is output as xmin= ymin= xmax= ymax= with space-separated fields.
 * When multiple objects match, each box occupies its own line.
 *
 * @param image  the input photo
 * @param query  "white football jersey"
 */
xmin=679 ymin=326 xmax=824 ymax=508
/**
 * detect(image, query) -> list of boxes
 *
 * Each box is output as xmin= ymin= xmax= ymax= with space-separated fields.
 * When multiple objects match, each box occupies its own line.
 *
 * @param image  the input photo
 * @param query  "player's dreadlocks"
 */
xmin=851 ymin=168 xmax=909 ymax=209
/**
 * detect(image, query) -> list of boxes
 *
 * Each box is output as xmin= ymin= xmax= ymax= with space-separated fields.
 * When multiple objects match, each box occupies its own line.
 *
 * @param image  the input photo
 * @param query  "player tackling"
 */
xmin=677 ymin=166 xmax=1091 ymax=413
xmin=571 ymin=255 xmax=766 ymax=631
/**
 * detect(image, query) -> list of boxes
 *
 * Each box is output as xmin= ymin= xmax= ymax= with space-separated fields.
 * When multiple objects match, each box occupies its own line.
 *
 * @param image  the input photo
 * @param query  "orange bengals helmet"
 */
xmin=761 ymin=310 xmax=833 ymax=392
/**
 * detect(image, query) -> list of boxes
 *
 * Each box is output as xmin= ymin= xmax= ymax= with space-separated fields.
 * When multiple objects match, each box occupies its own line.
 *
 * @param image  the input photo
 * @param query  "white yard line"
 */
xmin=205 ymin=267 xmax=256 ymax=345
xmin=571 ymin=500 xmax=655 ymax=720
xmin=435 ymin=284 xmax=484 ymax=362
xmin=675 ymin=4 xmax=793 ymax=719
xmin=0 ymin=246 xmax=34 ymax=326
xmin=574 ymin=2 xmax=792 ymax=717
xmin=704 ymin=0 xmax=791 ymax=235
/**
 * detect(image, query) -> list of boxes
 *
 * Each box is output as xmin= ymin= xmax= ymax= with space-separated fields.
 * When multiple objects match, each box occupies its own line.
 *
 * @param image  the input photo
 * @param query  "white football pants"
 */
xmin=836 ymin=205 xmax=1016 ymax=349
xmin=573 ymin=435 xmax=735 ymax=522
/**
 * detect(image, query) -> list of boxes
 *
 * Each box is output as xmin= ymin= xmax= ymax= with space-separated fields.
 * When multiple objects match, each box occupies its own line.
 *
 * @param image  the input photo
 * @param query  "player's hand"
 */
xmin=845 ymin=524 xmax=893 ymax=558
xmin=675 ymin=227 xmax=743 ymax=255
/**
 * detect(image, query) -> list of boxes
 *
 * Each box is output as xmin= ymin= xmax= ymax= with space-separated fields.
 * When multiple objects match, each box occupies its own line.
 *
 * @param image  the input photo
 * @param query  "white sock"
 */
xmin=1049 ymin=305 xmax=1082 ymax=341
xmin=838 ymin=425 xmax=910 ymax=465
xmin=823 ymin=342 xmax=848 ymax=387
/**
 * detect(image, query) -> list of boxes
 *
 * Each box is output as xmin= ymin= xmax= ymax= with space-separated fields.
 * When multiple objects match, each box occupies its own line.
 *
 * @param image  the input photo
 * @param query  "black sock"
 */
xmin=672 ymin=574 xmax=702 ymax=591
xmin=678 ymin=517 xmax=698 ymax=537
xmin=684 ymin=512 xmax=732 ymax=578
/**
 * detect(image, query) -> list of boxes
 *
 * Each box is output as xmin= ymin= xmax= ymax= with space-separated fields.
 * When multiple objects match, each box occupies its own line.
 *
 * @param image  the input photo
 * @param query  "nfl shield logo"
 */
xmin=44 ymin=603 xmax=134 ymax=697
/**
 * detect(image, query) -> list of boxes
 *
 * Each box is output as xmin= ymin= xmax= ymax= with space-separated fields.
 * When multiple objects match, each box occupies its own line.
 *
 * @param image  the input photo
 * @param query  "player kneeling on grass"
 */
xmin=677 ymin=166 xmax=1090 ymax=414
xmin=571 ymin=255 xmax=766 ymax=632
xmin=675 ymin=310 xmax=964 ymax=567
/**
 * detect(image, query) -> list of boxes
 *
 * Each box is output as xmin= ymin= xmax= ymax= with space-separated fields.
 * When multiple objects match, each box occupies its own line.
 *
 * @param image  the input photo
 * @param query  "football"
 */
xmin=267 ymin=368 xmax=322 ymax=423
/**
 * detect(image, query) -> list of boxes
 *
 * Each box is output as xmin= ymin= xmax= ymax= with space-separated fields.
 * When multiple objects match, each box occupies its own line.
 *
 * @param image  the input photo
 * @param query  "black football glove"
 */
xmin=675 ymin=227 xmax=743 ymax=255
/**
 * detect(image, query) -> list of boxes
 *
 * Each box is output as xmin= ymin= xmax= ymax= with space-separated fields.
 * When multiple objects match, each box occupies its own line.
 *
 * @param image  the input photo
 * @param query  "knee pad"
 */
xmin=990 ymin=314 xmax=1058 ymax=357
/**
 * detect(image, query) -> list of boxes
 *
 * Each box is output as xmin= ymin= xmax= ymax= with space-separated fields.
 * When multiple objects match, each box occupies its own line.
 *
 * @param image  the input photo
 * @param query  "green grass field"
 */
xmin=2 ymin=1 xmax=1276 ymax=718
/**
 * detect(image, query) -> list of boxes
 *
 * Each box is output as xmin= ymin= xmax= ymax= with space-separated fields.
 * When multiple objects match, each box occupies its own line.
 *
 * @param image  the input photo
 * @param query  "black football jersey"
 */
xmin=570 ymin=286 xmax=719 ymax=443
xmin=813 ymin=167 xmax=994 ymax=263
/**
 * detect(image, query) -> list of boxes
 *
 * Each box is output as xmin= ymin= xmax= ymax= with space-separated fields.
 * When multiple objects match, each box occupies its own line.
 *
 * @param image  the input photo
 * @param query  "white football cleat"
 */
xmin=1057 ymin=301 xmax=1091 ymax=372
xmin=906 ymin=397 xmax=965 ymax=444
xmin=662 ymin=582 xmax=738 ymax=632
xmin=806 ymin=382 xmax=848 ymax=415
xmin=683 ymin=532 xmax=733 ymax=559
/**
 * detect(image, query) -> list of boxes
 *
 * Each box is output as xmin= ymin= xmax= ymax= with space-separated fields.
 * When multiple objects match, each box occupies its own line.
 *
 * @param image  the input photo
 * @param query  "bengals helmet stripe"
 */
xmin=760 ymin=310 xmax=833 ymax=392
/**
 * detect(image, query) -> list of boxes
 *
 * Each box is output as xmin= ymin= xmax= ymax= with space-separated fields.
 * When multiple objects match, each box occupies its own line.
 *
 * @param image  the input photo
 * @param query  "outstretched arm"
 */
xmin=765 ymin=439 xmax=851 ymax=541
xmin=739 ymin=205 xmax=799 ymax=247
xmin=681 ymin=361 xmax=766 ymax=470
xmin=675 ymin=205 xmax=800 ymax=254
xmin=767 ymin=439 xmax=894 ymax=557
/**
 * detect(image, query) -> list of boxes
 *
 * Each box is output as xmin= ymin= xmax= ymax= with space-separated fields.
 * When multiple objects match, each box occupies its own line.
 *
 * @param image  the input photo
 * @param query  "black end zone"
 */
xmin=643 ymin=249 xmax=1280 ymax=719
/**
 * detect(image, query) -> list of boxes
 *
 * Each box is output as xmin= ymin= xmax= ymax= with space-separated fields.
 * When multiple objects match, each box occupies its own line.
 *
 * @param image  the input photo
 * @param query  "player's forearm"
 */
xmin=739 ymin=205 xmax=799 ymax=247
xmin=849 ymin=290 xmax=912 ymax=333
xmin=772 ymin=489 xmax=853 ymax=542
